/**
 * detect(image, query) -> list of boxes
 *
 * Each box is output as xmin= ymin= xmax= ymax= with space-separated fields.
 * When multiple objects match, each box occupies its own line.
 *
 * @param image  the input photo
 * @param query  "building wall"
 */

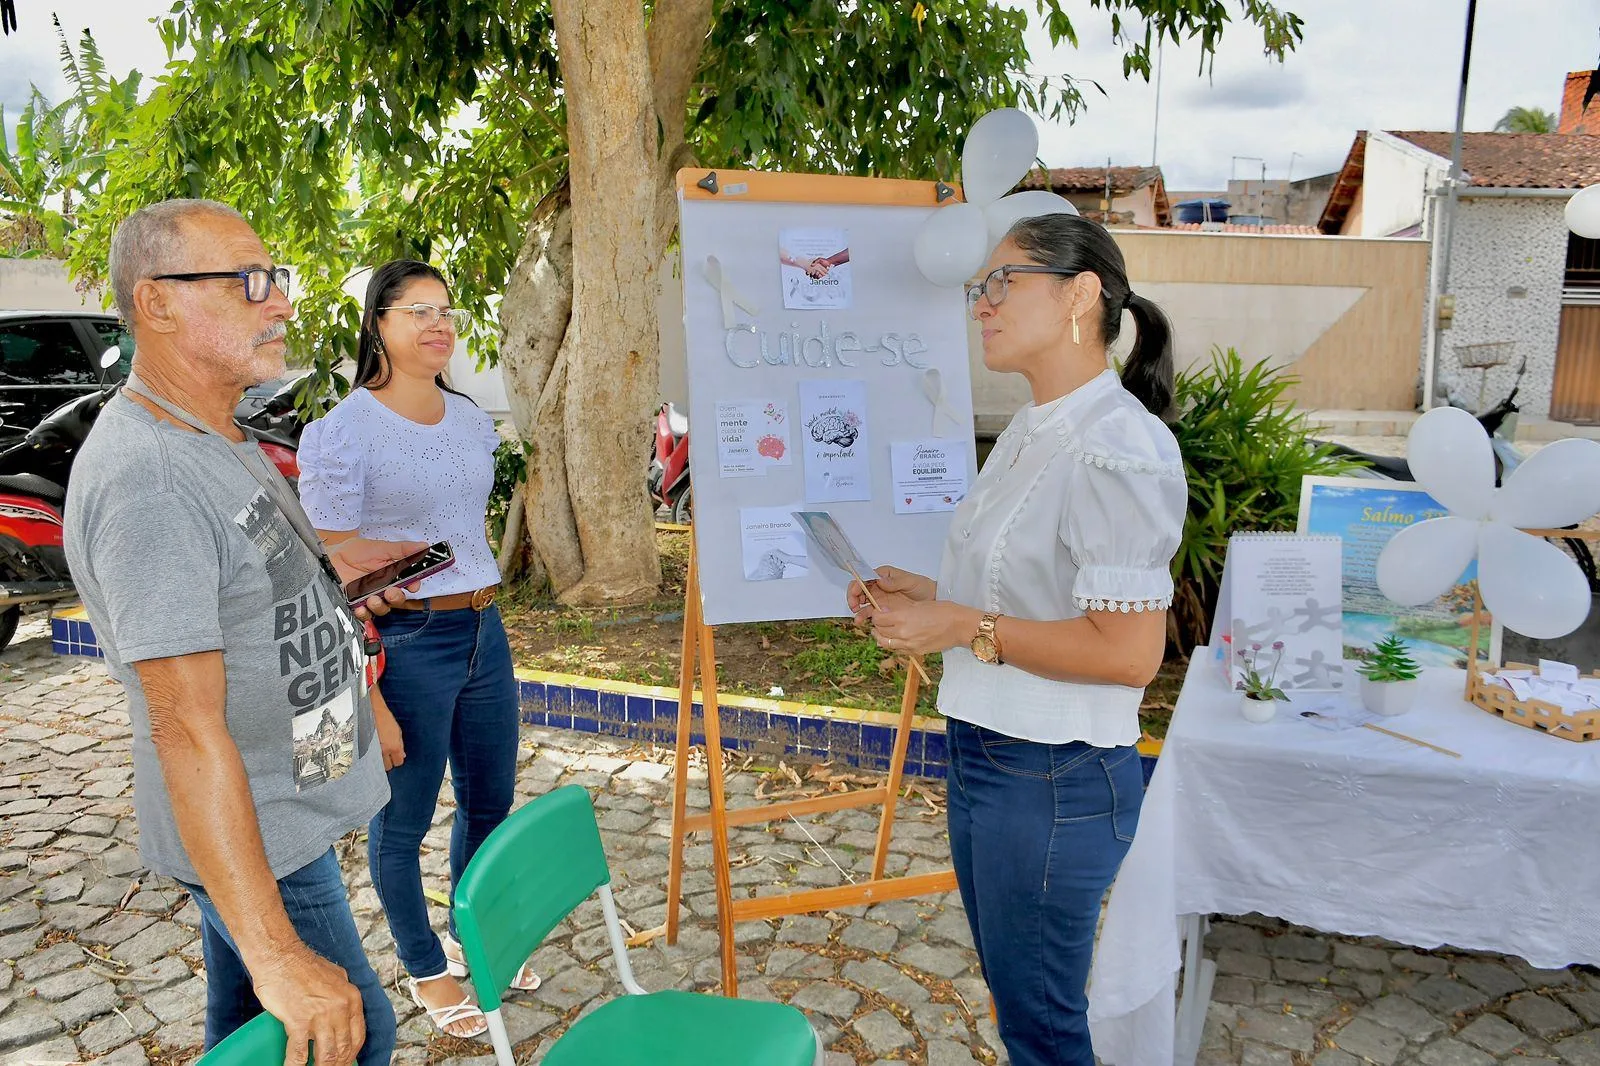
xmin=1060 ymin=187 xmax=1158 ymax=227
xmin=0 ymin=259 xmax=103 ymax=311
xmin=1354 ymin=135 xmax=1439 ymax=238
xmin=1437 ymin=196 xmax=1569 ymax=419
xmin=1340 ymin=182 xmax=1366 ymax=236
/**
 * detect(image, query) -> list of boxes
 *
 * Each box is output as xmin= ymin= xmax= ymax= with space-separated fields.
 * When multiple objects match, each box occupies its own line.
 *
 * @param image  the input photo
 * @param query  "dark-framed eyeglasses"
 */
xmin=150 ymin=267 xmax=292 ymax=303
xmin=964 ymin=264 xmax=1078 ymax=315
xmin=377 ymin=303 xmax=471 ymax=331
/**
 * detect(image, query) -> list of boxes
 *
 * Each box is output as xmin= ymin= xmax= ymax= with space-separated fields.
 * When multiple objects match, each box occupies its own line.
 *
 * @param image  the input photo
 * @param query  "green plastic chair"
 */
xmin=454 ymin=784 xmax=823 ymax=1066
xmin=194 ymin=1013 xmax=299 ymax=1066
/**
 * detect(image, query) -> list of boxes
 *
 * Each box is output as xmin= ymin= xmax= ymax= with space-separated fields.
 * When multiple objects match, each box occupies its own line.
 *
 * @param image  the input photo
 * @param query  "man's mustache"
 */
xmin=253 ymin=321 xmax=287 ymax=347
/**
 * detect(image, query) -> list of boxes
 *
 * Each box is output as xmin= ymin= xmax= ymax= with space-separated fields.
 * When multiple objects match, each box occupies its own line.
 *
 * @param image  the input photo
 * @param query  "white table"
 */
xmin=1086 ymin=655 xmax=1600 ymax=1066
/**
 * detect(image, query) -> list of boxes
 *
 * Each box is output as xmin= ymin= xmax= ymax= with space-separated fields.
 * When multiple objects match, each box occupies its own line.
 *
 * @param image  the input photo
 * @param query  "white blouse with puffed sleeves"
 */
xmin=935 ymin=369 xmax=1187 ymax=746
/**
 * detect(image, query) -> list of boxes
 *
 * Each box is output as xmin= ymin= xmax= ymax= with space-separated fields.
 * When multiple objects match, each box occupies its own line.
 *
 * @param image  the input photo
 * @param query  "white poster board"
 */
xmin=678 ymin=171 xmax=977 ymax=626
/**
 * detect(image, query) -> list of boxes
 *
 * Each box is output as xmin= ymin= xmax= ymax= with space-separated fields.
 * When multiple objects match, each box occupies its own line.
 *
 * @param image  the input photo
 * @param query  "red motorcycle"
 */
xmin=647 ymin=401 xmax=691 ymax=524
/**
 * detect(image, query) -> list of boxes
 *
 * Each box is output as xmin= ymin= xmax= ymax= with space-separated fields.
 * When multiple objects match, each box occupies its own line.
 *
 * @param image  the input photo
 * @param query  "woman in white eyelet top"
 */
xmin=297 ymin=261 xmax=539 ymax=1042
xmin=849 ymin=215 xmax=1186 ymax=1066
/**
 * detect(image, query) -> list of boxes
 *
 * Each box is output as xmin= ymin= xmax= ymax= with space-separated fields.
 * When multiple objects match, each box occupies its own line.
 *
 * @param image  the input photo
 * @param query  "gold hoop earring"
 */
xmin=1071 ymin=313 xmax=1081 ymax=346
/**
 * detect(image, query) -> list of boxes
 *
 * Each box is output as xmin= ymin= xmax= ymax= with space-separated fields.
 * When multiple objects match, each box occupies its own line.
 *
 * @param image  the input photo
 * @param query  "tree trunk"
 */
xmin=498 ymin=0 xmax=714 ymax=604
xmin=547 ymin=0 xmax=663 ymax=605
xmin=498 ymin=179 xmax=582 ymax=597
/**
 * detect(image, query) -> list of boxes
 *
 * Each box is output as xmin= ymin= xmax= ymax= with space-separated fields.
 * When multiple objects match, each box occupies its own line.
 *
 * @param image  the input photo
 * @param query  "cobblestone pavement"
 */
xmin=3 ymin=611 xmax=1600 ymax=1066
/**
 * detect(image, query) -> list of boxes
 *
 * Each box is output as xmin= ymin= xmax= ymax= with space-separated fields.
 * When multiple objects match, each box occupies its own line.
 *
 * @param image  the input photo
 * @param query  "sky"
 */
xmin=4 ymin=0 xmax=1598 ymax=190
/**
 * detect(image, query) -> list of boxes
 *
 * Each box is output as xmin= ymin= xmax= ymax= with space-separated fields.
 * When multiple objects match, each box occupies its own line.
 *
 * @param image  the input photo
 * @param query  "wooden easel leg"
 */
xmin=665 ymin=545 xmax=701 ymax=947
xmin=697 ymin=623 xmax=739 ymax=996
xmin=872 ymin=659 xmax=922 ymax=881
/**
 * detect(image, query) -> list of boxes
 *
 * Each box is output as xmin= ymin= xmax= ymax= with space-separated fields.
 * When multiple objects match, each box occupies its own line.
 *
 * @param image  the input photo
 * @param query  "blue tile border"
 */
xmin=53 ymin=612 xmax=1159 ymax=782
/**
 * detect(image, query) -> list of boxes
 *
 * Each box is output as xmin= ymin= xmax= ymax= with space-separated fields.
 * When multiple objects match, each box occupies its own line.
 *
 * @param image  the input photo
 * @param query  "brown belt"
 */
xmin=392 ymin=586 xmax=498 ymax=612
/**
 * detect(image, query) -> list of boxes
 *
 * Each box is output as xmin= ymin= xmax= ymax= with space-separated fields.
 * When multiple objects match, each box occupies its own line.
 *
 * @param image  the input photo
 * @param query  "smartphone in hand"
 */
xmin=343 ymin=541 xmax=455 ymax=607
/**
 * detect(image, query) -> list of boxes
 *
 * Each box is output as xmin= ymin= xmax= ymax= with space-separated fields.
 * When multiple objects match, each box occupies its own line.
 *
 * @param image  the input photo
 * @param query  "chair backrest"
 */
xmin=453 ymin=784 xmax=611 ymax=1011
xmin=197 ymin=1013 xmax=296 ymax=1066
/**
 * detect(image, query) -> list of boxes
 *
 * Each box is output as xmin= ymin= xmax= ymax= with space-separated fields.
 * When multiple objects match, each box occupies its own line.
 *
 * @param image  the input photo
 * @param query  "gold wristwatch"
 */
xmin=971 ymin=613 xmax=1002 ymax=664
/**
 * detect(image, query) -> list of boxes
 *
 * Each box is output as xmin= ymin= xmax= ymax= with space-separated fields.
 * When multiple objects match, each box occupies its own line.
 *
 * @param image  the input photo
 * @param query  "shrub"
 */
xmin=1168 ymin=348 xmax=1363 ymax=650
xmin=487 ymin=430 xmax=530 ymax=550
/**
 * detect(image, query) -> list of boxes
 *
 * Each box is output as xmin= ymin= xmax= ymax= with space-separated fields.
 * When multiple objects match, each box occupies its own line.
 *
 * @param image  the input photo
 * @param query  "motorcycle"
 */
xmin=647 ymin=401 xmax=692 ymax=525
xmin=1312 ymin=358 xmax=1598 ymax=592
xmin=0 ymin=350 xmax=303 ymax=653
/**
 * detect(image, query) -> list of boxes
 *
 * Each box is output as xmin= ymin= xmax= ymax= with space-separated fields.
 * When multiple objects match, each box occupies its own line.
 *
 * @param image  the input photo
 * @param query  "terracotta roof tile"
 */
xmin=1020 ymin=166 xmax=1164 ymax=195
xmin=1387 ymin=131 xmax=1600 ymax=188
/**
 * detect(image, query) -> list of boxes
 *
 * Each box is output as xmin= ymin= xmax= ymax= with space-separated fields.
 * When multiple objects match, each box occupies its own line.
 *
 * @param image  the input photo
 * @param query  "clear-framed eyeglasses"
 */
xmin=150 ymin=267 xmax=292 ymax=304
xmin=964 ymin=264 xmax=1079 ymax=316
xmin=378 ymin=303 xmax=472 ymax=331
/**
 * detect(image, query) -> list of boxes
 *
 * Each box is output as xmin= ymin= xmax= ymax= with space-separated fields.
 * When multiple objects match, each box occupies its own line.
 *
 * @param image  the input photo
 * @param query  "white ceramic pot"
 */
xmin=1240 ymin=694 xmax=1278 ymax=723
xmin=1360 ymin=677 xmax=1420 ymax=717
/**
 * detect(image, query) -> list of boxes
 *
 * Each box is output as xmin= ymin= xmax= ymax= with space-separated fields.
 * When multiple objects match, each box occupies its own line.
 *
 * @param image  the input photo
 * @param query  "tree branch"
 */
xmin=647 ymin=0 xmax=714 ymax=160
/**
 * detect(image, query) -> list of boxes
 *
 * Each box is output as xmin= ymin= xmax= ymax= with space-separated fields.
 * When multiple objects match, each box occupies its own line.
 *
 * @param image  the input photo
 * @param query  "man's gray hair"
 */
xmin=108 ymin=199 xmax=247 ymax=324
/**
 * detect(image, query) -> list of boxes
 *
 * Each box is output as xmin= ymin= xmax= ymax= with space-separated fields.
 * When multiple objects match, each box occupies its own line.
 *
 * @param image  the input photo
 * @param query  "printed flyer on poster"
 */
xmin=739 ymin=507 xmax=810 ymax=582
xmin=778 ymin=227 xmax=851 ymax=310
xmin=714 ymin=399 xmax=791 ymax=477
xmin=890 ymin=440 xmax=968 ymax=514
xmin=798 ymin=379 xmax=871 ymax=503
xmin=1298 ymin=476 xmax=1499 ymax=667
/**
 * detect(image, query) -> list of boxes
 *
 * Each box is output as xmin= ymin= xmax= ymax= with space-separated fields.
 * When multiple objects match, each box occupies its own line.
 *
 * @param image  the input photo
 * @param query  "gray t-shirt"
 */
xmin=63 ymin=393 xmax=388 ymax=884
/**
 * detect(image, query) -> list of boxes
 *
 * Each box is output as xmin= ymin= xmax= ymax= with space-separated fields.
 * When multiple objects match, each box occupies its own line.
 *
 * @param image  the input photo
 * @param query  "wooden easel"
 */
xmin=664 ymin=535 xmax=957 ymax=996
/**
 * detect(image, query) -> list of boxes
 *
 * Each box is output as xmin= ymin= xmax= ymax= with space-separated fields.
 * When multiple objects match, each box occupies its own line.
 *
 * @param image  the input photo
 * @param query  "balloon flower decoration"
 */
xmin=1566 ymin=183 xmax=1600 ymax=240
xmin=1376 ymin=407 xmax=1600 ymax=643
xmin=912 ymin=108 xmax=1079 ymax=288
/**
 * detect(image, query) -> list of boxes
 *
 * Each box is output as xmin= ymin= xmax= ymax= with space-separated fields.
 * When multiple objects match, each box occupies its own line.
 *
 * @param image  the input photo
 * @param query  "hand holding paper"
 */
xmin=794 ymin=511 xmax=932 ymax=685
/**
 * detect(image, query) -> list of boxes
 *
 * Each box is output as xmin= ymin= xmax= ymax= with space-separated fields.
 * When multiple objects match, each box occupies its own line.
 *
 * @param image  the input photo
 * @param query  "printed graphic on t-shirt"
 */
xmin=234 ymin=489 xmax=372 ymax=791
xmin=235 ymin=490 xmax=320 ymax=603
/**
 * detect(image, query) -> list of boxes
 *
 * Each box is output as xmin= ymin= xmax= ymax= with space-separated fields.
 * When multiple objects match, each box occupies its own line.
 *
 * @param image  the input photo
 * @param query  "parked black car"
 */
xmin=0 ymin=309 xmax=317 ymax=449
xmin=0 ymin=310 xmax=130 ymax=446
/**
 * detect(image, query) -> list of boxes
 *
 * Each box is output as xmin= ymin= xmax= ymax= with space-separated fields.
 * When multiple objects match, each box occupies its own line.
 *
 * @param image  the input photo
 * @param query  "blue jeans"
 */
xmin=370 ymin=603 xmax=519 ymax=980
xmin=946 ymin=717 xmax=1144 ymax=1066
xmin=181 ymin=849 xmax=396 ymax=1066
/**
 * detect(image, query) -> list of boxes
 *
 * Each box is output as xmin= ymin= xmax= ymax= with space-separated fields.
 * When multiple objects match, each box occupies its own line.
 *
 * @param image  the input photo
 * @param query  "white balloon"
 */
xmin=913 ymin=202 xmax=990 ymax=288
xmin=1490 ymin=438 xmax=1600 ymax=529
xmin=982 ymin=190 xmax=1079 ymax=251
xmin=1376 ymin=516 xmax=1480 ymax=606
xmin=1566 ymin=184 xmax=1600 ymax=240
xmin=1406 ymin=407 xmax=1496 ymax=520
xmin=1478 ymin=522 xmax=1592 ymax=639
xmin=960 ymin=108 xmax=1039 ymax=207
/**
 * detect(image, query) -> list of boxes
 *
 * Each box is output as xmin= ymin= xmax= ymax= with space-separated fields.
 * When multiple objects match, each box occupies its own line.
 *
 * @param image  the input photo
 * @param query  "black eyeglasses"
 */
xmin=964 ymin=265 xmax=1078 ymax=315
xmin=151 ymin=267 xmax=292 ymax=304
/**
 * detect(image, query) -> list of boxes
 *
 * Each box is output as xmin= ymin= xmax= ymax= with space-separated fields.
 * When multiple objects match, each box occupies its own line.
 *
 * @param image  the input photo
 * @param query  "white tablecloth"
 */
xmin=1087 ymin=656 xmax=1600 ymax=1066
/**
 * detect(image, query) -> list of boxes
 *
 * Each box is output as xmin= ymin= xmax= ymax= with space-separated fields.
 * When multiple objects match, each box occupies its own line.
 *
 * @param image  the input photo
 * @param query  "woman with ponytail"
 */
xmin=849 ymin=214 xmax=1185 ymax=1066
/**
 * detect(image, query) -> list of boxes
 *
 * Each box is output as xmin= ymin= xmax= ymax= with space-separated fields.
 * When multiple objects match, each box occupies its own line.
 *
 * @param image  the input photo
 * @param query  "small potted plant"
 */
xmin=1358 ymin=634 xmax=1422 ymax=717
xmin=1237 ymin=641 xmax=1288 ymax=723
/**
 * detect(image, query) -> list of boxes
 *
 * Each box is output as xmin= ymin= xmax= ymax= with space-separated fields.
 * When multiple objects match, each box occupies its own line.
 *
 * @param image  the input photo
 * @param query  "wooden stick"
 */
xmin=1520 ymin=527 xmax=1600 ymax=541
xmin=664 ymin=541 xmax=701 ymax=947
xmin=728 ymin=870 xmax=958 ymax=921
xmin=873 ymin=666 xmax=921 ymax=880
xmin=847 ymin=563 xmax=933 ymax=685
xmin=697 ymin=618 xmax=739 ymax=995
xmin=679 ymin=787 xmax=889 ymax=833
xmin=1360 ymin=722 xmax=1462 ymax=758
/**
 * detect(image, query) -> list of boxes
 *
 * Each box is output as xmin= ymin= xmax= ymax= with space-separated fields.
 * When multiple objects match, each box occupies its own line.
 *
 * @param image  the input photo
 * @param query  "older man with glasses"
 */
xmin=63 ymin=199 xmax=421 ymax=1066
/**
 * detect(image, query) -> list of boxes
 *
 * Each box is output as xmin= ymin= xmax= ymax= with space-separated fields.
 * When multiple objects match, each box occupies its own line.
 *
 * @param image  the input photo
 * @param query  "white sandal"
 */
xmin=444 ymin=933 xmax=542 ymax=992
xmin=407 ymin=975 xmax=489 ymax=1039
